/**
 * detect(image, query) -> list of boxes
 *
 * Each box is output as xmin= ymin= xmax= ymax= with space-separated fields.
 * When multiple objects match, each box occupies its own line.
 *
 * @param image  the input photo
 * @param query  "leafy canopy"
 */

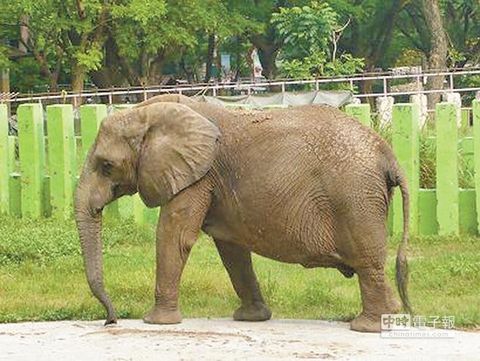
xmin=271 ymin=1 xmax=364 ymax=79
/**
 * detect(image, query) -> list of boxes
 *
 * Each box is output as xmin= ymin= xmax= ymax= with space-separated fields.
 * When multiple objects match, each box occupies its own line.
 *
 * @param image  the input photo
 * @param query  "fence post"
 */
xmin=8 ymin=136 xmax=15 ymax=173
xmin=376 ymin=96 xmax=394 ymax=128
xmin=18 ymin=104 xmax=46 ymax=218
xmin=47 ymin=105 xmax=77 ymax=219
xmin=8 ymin=137 xmax=19 ymax=216
xmin=473 ymin=100 xmax=480 ymax=234
xmin=80 ymin=104 xmax=107 ymax=162
xmin=391 ymin=103 xmax=420 ymax=235
xmin=345 ymin=103 xmax=372 ymax=127
xmin=0 ymin=104 xmax=8 ymax=214
xmin=436 ymin=102 xmax=459 ymax=235
xmin=78 ymin=104 xmax=120 ymax=217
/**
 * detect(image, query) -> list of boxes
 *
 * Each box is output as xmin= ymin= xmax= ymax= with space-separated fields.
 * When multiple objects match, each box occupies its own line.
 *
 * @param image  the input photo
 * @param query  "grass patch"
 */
xmin=0 ymin=215 xmax=479 ymax=328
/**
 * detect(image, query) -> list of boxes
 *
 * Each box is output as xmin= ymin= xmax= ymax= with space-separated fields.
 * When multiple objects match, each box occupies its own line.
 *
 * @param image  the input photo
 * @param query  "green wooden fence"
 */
xmin=0 ymin=103 xmax=159 ymax=225
xmin=1 ymin=100 xmax=480 ymax=236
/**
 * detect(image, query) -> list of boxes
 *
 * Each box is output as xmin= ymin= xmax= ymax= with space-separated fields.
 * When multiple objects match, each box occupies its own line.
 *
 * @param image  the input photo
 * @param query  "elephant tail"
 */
xmin=393 ymin=170 xmax=412 ymax=315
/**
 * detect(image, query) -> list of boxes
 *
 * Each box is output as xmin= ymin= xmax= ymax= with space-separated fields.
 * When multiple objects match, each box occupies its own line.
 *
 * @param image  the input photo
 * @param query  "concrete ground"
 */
xmin=0 ymin=319 xmax=479 ymax=361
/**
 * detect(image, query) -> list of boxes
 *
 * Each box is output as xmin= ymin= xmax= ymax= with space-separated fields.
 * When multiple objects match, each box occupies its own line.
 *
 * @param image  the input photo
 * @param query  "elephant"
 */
xmin=74 ymin=94 xmax=411 ymax=333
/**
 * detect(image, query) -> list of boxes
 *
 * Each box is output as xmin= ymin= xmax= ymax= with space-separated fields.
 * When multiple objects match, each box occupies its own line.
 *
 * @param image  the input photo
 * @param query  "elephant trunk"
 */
xmin=75 ymin=178 xmax=117 ymax=325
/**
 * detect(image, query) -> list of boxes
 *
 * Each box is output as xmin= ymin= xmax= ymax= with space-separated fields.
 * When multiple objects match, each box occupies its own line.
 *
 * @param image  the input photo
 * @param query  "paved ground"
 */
xmin=0 ymin=319 xmax=479 ymax=361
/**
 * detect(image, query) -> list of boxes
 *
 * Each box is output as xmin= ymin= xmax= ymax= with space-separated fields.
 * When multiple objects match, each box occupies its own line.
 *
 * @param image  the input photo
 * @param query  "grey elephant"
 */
xmin=74 ymin=94 xmax=411 ymax=333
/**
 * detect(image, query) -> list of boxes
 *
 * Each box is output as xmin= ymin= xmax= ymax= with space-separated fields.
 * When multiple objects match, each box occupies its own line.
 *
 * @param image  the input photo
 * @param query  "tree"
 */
xmin=442 ymin=0 xmax=480 ymax=67
xmin=200 ymin=0 xmax=256 ymax=82
xmin=271 ymin=1 xmax=364 ymax=80
xmin=241 ymin=0 xmax=301 ymax=79
xmin=107 ymin=0 xmax=208 ymax=86
xmin=422 ymin=0 xmax=448 ymax=107
xmin=0 ymin=0 xmax=108 ymax=93
xmin=92 ymin=0 xmax=253 ymax=86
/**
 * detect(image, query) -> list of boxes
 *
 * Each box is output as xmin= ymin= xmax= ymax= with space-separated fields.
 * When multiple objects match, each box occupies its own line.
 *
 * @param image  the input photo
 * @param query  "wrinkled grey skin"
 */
xmin=75 ymin=94 xmax=411 ymax=333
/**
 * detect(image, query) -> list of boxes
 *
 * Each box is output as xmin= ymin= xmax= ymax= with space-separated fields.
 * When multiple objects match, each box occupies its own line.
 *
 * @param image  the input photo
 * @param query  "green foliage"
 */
xmin=9 ymin=58 xmax=47 ymax=93
xmin=279 ymin=52 xmax=364 ymax=80
xmin=0 ymin=0 xmax=113 ymax=90
xmin=271 ymin=1 xmax=337 ymax=58
xmin=74 ymin=46 xmax=103 ymax=71
xmin=111 ymin=0 xmax=167 ymax=26
xmin=271 ymin=1 xmax=364 ymax=79
xmin=0 ymin=44 xmax=10 ymax=69
xmin=441 ymin=0 xmax=480 ymax=66
xmin=111 ymin=0 xmax=187 ymax=61
xmin=0 ymin=0 xmax=478 ymax=89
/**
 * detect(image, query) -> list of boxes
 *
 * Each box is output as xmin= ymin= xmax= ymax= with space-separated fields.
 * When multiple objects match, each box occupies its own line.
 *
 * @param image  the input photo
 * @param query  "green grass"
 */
xmin=0 ymin=215 xmax=479 ymax=329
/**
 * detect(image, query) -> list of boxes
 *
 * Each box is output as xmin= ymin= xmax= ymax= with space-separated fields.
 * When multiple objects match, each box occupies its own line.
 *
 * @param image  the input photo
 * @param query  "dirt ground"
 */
xmin=0 ymin=318 xmax=479 ymax=361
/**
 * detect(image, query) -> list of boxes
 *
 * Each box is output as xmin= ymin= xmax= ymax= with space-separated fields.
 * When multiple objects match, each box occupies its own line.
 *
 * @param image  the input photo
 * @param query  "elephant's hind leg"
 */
xmin=214 ymin=240 xmax=272 ymax=322
xmin=351 ymin=267 xmax=401 ymax=332
xmin=343 ymin=219 xmax=401 ymax=332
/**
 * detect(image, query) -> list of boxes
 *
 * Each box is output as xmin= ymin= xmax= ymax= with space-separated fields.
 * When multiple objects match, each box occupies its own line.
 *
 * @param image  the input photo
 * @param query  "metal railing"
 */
xmin=1 ymin=68 xmax=480 ymax=106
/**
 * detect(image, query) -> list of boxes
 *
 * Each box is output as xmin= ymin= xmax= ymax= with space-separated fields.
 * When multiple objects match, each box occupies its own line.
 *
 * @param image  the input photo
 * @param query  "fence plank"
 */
xmin=78 ymin=104 xmax=120 ymax=218
xmin=459 ymin=189 xmax=477 ymax=234
xmin=9 ymin=173 xmax=21 ymax=217
xmin=0 ymin=104 xmax=8 ymax=214
xmin=436 ymin=102 xmax=459 ymax=235
xmin=47 ymin=105 xmax=77 ymax=219
xmin=418 ymin=189 xmax=437 ymax=235
xmin=43 ymin=175 xmax=52 ymax=217
xmin=8 ymin=136 xmax=16 ymax=173
xmin=18 ymin=104 xmax=46 ymax=218
xmin=345 ymin=104 xmax=372 ymax=127
xmin=391 ymin=103 xmax=420 ymax=235
xmin=473 ymin=100 xmax=480 ymax=234
xmin=80 ymin=104 xmax=107 ymax=163
xmin=460 ymin=137 xmax=474 ymax=171
xmin=461 ymin=108 xmax=471 ymax=128
xmin=8 ymin=137 xmax=18 ymax=216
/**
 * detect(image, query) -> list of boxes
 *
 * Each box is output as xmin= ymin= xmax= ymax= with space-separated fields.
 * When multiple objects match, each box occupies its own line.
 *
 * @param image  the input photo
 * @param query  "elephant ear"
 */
xmin=137 ymin=102 xmax=220 ymax=207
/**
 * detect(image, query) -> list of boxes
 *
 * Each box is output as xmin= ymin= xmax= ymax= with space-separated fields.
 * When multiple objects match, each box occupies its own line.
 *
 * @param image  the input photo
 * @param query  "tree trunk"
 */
xmin=48 ymin=77 xmax=59 ymax=93
xmin=90 ymin=37 xmax=127 ymax=89
xmin=258 ymin=46 xmax=279 ymax=79
xmin=205 ymin=33 xmax=216 ymax=82
xmin=250 ymin=33 xmax=280 ymax=80
xmin=422 ymin=0 xmax=448 ymax=108
xmin=71 ymin=63 xmax=86 ymax=106
xmin=148 ymin=58 xmax=165 ymax=85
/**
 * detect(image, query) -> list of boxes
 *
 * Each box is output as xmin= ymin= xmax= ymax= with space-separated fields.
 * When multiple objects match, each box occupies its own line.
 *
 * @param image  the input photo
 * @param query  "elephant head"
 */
xmin=74 ymin=101 xmax=220 ymax=324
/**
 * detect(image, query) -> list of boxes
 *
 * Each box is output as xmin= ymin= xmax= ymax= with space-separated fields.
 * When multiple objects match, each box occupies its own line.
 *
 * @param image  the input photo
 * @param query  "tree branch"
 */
xmin=75 ymin=0 xmax=86 ymax=20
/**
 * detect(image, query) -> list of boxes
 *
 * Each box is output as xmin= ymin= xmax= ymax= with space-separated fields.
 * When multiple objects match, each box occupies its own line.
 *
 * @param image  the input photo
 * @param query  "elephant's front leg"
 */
xmin=143 ymin=182 xmax=211 ymax=324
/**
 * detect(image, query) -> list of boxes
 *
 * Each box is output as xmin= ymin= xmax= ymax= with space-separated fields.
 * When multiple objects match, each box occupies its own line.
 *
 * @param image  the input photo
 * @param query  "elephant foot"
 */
xmin=233 ymin=302 xmax=272 ymax=322
xmin=389 ymin=298 xmax=402 ymax=314
xmin=350 ymin=313 xmax=381 ymax=333
xmin=143 ymin=306 xmax=182 ymax=325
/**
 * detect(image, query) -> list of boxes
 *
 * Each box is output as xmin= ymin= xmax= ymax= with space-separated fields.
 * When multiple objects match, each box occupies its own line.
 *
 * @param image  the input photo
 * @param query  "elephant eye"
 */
xmin=111 ymin=184 xmax=120 ymax=197
xmin=101 ymin=161 xmax=113 ymax=176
